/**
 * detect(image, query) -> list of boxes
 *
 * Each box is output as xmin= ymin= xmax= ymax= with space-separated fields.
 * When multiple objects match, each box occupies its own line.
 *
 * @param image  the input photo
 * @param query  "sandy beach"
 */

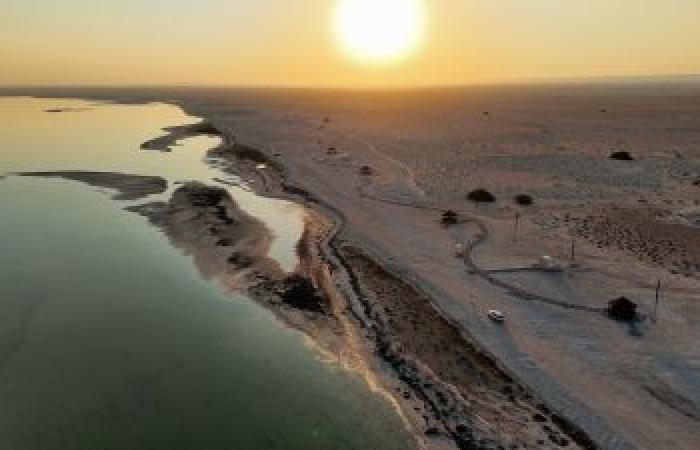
xmin=3 ymin=83 xmax=699 ymax=450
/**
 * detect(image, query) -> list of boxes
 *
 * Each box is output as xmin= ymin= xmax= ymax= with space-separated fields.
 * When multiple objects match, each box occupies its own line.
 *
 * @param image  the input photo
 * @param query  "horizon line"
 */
xmin=1 ymin=74 xmax=699 ymax=90
xmin=0 ymin=73 xmax=700 ymax=91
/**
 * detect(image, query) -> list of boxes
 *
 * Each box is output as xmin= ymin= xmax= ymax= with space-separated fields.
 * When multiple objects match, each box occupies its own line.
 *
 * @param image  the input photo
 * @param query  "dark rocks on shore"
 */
xmin=281 ymin=275 xmax=325 ymax=313
xmin=610 ymin=151 xmax=635 ymax=161
xmin=232 ymin=145 xmax=271 ymax=164
xmin=467 ymin=189 xmax=496 ymax=204
xmin=424 ymin=427 xmax=440 ymax=436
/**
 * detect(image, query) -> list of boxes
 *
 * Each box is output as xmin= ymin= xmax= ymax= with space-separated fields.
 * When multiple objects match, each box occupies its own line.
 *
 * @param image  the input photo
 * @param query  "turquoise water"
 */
xmin=0 ymin=97 xmax=415 ymax=450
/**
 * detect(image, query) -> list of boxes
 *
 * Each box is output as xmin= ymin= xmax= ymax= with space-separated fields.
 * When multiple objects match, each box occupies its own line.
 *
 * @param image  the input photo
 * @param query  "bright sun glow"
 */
xmin=334 ymin=0 xmax=426 ymax=63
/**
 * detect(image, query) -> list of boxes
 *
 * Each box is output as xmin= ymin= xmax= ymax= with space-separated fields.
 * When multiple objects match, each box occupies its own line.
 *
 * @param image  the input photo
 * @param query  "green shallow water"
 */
xmin=0 ymin=97 xmax=416 ymax=450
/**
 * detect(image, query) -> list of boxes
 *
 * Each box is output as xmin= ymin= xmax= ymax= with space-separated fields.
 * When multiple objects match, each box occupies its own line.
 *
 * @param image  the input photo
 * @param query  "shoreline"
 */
xmin=5 ymin=88 xmax=699 ymax=449
xmin=162 ymin=116 xmax=601 ymax=449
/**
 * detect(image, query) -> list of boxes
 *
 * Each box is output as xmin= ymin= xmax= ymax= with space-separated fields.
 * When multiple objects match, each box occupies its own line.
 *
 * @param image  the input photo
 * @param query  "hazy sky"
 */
xmin=2 ymin=0 xmax=698 ymax=86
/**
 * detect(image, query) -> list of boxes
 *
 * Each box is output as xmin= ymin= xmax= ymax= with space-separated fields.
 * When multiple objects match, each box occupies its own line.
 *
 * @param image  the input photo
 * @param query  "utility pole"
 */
xmin=653 ymin=280 xmax=662 ymax=322
xmin=570 ymin=240 xmax=576 ymax=264
xmin=513 ymin=213 xmax=520 ymax=243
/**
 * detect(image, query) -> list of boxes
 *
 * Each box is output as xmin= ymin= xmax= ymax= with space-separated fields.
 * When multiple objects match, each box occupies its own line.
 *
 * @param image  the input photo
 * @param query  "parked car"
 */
xmin=488 ymin=309 xmax=505 ymax=323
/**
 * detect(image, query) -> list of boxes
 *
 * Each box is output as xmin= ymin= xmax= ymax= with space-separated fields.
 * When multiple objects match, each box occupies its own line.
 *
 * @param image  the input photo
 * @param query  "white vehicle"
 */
xmin=487 ymin=310 xmax=505 ymax=323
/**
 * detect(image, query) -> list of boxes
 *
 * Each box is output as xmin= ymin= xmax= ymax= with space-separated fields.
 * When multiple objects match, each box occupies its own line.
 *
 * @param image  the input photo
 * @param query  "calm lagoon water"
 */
xmin=0 ymin=97 xmax=415 ymax=450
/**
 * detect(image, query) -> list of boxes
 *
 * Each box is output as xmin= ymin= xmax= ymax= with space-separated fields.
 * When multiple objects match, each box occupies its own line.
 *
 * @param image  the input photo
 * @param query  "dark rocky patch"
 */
xmin=281 ymin=275 xmax=326 ymax=313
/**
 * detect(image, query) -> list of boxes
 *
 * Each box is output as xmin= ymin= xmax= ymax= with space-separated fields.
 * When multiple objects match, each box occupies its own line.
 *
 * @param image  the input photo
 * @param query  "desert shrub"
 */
xmin=610 ymin=151 xmax=635 ymax=161
xmin=360 ymin=165 xmax=373 ymax=176
xmin=467 ymin=188 xmax=496 ymax=203
xmin=607 ymin=297 xmax=638 ymax=321
xmin=515 ymin=194 xmax=534 ymax=206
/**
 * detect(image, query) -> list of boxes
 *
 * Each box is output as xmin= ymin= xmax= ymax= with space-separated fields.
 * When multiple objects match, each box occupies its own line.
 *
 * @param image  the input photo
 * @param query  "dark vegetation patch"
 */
xmin=467 ymin=188 xmax=496 ymax=203
xmin=281 ymin=275 xmax=325 ymax=313
xmin=360 ymin=165 xmax=373 ymax=176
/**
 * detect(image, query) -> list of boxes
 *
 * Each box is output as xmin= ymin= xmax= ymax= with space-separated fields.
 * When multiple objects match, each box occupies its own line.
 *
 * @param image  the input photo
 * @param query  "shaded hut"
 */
xmin=467 ymin=188 xmax=496 ymax=204
xmin=610 ymin=151 xmax=635 ymax=161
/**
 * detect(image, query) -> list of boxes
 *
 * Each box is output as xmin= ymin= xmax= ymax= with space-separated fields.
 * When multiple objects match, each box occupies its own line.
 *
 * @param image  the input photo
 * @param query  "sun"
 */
xmin=334 ymin=0 xmax=426 ymax=63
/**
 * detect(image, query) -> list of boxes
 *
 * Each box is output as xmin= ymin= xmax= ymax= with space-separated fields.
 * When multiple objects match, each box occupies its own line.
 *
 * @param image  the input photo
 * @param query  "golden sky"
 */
xmin=1 ymin=0 xmax=699 ymax=87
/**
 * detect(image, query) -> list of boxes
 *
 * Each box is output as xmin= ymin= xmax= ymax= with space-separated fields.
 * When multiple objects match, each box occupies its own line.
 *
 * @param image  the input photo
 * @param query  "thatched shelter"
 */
xmin=467 ymin=188 xmax=496 ymax=203
xmin=610 ymin=151 xmax=635 ymax=161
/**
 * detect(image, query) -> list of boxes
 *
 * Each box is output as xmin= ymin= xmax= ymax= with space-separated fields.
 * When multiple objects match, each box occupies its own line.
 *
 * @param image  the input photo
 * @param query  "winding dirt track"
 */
xmin=330 ymin=132 xmax=607 ymax=315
